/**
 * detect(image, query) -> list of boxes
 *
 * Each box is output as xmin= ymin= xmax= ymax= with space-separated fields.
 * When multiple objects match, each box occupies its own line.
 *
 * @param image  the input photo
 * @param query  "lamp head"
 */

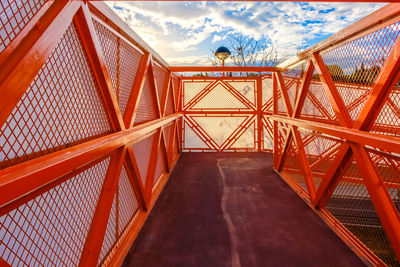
xmin=214 ymin=46 xmax=231 ymax=61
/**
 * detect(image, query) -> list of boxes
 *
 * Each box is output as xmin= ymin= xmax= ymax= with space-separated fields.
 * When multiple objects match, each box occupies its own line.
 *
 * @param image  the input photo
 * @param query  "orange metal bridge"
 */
xmin=0 ymin=1 xmax=400 ymax=266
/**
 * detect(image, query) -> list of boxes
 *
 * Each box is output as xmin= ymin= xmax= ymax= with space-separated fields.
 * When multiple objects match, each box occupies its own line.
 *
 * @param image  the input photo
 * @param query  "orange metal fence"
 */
xmin=0 ymin=1 xmax=181 ymax=266
xmin=181 ymin=77 xmax=273 ymax=152
xmin=1 ymin=0 xmax=400 ymax=266
xmin=272 ymin=4 xmax=400 ymax=266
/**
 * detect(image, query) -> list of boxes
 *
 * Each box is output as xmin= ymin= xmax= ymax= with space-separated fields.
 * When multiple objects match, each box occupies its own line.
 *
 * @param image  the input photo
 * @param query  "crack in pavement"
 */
xmin=217 ymin=158 xmax=241 ymax=267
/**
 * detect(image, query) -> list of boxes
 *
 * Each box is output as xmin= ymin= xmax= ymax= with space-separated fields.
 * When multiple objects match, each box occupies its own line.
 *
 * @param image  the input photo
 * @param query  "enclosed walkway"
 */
xmin=123 ymin=153 xmax=365 ymax=266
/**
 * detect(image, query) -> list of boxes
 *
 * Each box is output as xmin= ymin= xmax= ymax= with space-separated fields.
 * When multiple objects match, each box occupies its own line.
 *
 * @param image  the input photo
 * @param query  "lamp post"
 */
xmin=214 ymin=46 xmax=231 ymax=77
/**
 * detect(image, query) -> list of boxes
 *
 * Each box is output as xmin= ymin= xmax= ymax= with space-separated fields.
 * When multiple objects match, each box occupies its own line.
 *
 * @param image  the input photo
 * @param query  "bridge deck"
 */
xmin=123 ymin=152 xmax=365 ymax=267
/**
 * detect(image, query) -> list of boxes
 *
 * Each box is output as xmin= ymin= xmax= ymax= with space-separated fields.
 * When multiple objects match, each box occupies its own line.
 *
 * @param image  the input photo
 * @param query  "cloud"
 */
xmin=106 ymin=1 xmax=385 ymax=66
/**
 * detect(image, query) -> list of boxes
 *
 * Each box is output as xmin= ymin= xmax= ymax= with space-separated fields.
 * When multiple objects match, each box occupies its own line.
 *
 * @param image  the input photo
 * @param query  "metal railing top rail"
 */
xmin=277 ymin=3 xmax=400 ymax=70
xmin=89 ymin=2 xmax=170 ymax=69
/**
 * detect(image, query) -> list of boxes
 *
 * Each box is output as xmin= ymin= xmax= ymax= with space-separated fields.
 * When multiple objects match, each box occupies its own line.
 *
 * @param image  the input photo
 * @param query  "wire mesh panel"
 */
xmin=321 ymin=21 xmax=400 ymax=120
xmin=372 ymin=80 xmax=400 ymax=137
xmin=118 ymin=166 xmax=140 ymax=234
xmin=172 ymin=77 xmax=180 ymax=111
xmin=153 ymin=148 xmax=167 ymax=187
xmin=182 ymin=79 xmax=263 ymax=152
xmin=153 ymin=61 xmax=169 ymax=103
xmin=326 ymin=160 xmax=399 ymax=266
xmin=226 ymin=81 xmax=256 ymax=106
xmin=184 ymin=115 xmax=256 ymax=151
xmin=183 ymin=80 xmax=213 ymax=108
xmin=299 ymin=130 xmax=343 ymax=189
xmin=163 ymin=123 xmax=174 ymax=155
xmin=230 ymin=121 xmax=256 ymax=149
xmin=98 ymin=165 xmax=140 ymax=265
xmin=165 ymin=86 xmax=175 ymax=116
xmin=0 ymin=22 xmax=112 ymax=170
xmin=262 ymin=75 xmax=273 ymax=112
xmin=131 ymin=133 xmax=156 ymax=186
xmin=92 ymin=19 xmax=143 ymax=116
xmin=183 ymin=122 xmax=209 ymax=150
xmin=262 ymin=116 xmax=274 ymax=151
xmin=281 ymin=62 xmax=306 ymax=108
xmin=134 ymin=71 xmax=159 ymax=125
xmin=300 ymin=80 xmax=337 ymax=121
xmin=0 ymin=0 xmax=47 ymax=53
xmin=281 ymin=137 xmax=309 ymax=193
xmin=0 ymin=157 xmax=111 ymax=266
xmin=98 ymin=195 xmax=117 ymax=265
xmin=190 ymin=83 xmax=249 ymax=110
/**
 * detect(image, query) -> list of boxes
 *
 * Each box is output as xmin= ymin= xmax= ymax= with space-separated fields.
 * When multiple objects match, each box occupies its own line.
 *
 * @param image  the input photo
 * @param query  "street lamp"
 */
xmin=215 ymin=46 xmax=231 ymax=77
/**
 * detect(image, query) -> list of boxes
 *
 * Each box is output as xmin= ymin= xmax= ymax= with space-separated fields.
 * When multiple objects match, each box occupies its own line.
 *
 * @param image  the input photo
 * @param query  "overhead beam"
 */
xmin=94 ymin=0 xmax=400 ymax=2
xmin=169 ymin=66 xmax=279 ymax=73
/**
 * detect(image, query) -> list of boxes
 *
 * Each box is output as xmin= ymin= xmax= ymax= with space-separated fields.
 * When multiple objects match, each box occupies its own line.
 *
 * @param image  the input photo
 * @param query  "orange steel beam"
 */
xmin=149 ymin=60 xmax=163 ymax=120
xmin=311 ymin=33 xmax=400 ymax=208
xmin=169 ymin=66 xmax=278 ymax=73
xmin=184 ymin=111 xmax=256 ymax=114
xmin=306 ymin=91 xmax=335 ymax=120
xmin=354 ymin=37 xmax=400 ymax=131
xmin=143 ymin=129 xmax=162 ymax=204
xmin=224 ymin=81 xmax=256 ymax=109
xmin=167 ymin=121 xmax=178 ymax=166
xmin=312 ymin=143 xmax=353 ymax=207
xmin=175 ymin=78 xmax=182 ymax=112
xmin=275 ymin=72 xmax=293 ymax=117
xmin=271 ymin=115 xmax=400 ymax=155
xmin=170 ymin=78 xmax=178 ymax=114
xmin=351 ymin=144 xmax=400 ymax=260
xmin=79 ymin=147 xmax=126 ymax=266
xmin=124 ymin=53 xmax=151 ymax=128
xmin=183 ymin=81 xmax=217 ymax=110
xmin=75 ymin=5 xmax=125 ymax=131
xmin=0 ymin=0 xmax=78 ymax=127
xmin=0 ymin=113 xmax=181 ymax=208
xmin=161 ymin=73 xmax=172 ymax=117
xmin=124 ymin=148 xmax=147 ymax=210
xmin=276 ymin=71 xmax=316 ymax=199
xmin=0 ymin=1 xmax=53 ymax=68
xmin=222 ymin=115 xmax=256 ymax=150
xmin=293 ymin=61 xmax=314 ymax=118
xmin=291 ymin=126 xmax=317 ymax=199
xmin=88 ymin=2 xmax=169 ymax=68
xmin=176 ymin=117 xmax=183 ymax=152
xmin=279 ymin=4 xmax=400 ymax=69
xmin=274 ymin=62 xmax=313 ymax=169
xmin=160 ymin=128 xmax=170 ymax=173
xmin=257 ymin=77 xmax=263 ymax=151
xmin=183 ymin=81 xmax=218 ymax=110
xmin=311 ymin=53 xmax=353 ymax=128
xmin=104 ymin=152 xmax=181 ymax=266
xmin=273 ymin=74 xmax=279 ymax=168
xmin=96 ymin=0 xmax=400 ymax=2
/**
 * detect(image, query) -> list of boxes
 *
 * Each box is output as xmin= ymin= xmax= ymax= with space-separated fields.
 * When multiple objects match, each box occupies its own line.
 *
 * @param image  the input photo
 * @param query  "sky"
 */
xmin=106 ymin=1 xmax=386 ymax=66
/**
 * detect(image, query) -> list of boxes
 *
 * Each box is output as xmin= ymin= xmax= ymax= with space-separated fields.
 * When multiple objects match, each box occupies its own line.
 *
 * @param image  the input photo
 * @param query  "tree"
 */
xmin=206 ymin=35 xmax=288 ymax=77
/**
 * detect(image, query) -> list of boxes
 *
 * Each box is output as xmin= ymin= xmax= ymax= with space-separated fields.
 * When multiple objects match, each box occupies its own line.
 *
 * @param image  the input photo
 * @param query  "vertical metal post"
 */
xmin=257 ymin=77 xmax=263 ymax=151
xmin=273 ymin=73 xmax=279 ymax=169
